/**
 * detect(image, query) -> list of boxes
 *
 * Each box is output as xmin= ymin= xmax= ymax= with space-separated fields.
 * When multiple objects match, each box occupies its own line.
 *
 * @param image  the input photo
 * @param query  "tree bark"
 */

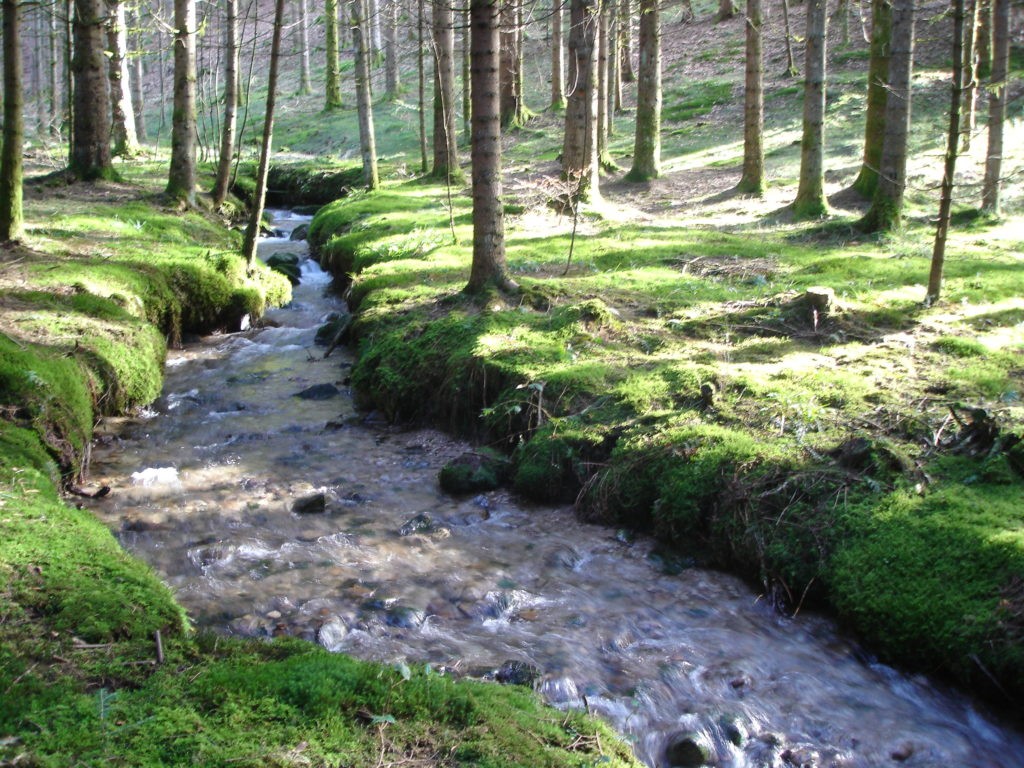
xmin=562 ymin=0 xmax=600 ymax=201
xmin=975 ymin=0 xmax=992 ymax=78
xmin=352 ymin=0 xmax=380 ymax=189
xmin=383 ymin=0 xmax=400 ymax=97
xmin=131 ymin=13 xmax=147 ymax=142
xmin=70 ymin=0 xmax=113 ymax=180
xmin=718 ymin=0 xmax=738 ymax=21
xmin=432 ymin=0 xmax=462 ymax=181
xmin=325 ymin=0 xmax=343 ymax=109
xmin=780 ymin=0 xmax=798 ymax=76
xmin=418 ymin=0 xmax=428 ymax=172
xmin=467 ymin=0 xmax=516 ymax=293
xmin=961 ymin=0 xmax=979 ymax=150
xmin=47 ymin=0 xmax=60 ymax=136
xmin=793 ymin=0 xmax=828 ymax=219
xmin=980 ymin=0 xmax=1009 ymax=213
xmin=500 ymin=0 xmax=522 ymax=126
xmin=242 ymin=0 xmax=287 ymax=267
xmin=859 ymin=0 xmax=914 ymax=232
xmin=626 ymin=0 xmax=659 ymax=181
xmin=851 ymin=0 xmax=891 ymax=198
xmin=597 ymin=0 xmax=610 ymax=161
xmin=212 ymin=0 xmax=239 ymax=208
xmin=297 ymin=0 xmax=313 ymax=95
xmin=166 ymin=0 xmax=197 ymax=204
xmin=107 ymin=0 xmax=140 ymax=156
xmin=926 ymin=0 xmax=967 ymax=304
xmin=551 ymin=0 xmax=565 ymax=109
xmin=619 ymin=0 xmax=633 ymax=82
xmin=737 ymin=0 xmax=764 ymax=194
xmin=1 ymin=0 xmax=24 ymax=241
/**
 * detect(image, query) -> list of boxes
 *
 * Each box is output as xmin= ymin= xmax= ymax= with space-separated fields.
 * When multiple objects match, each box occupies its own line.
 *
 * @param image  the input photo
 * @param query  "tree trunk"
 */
xmin=352 ymin=0 xmax=380 ymax=189
xmin=467 ymin=0 xmax=515 ymax=293
xmin=500 ymin=0 xmax=519 ymax=126
xmin=325 ymin=0 xmax=343 ymax=109
xmin=793 ymin=0 xmax=828 ymax=219
xmin=1 ymin=0 xmax=24 ymax=241
xmin=462 ymin=3 xmax=471 ymax=133
xmin=70 ymin=0 xmax=113 ymax=180
xmin=960 ymin=0 xmax=979 ymax=151
xmin=47 ymin=0 xmax=60 ymax=137
xmin=975 ymin=0 xmax=992 ymax=78
xmin=418 ymin=0 xmax=428 ymax=172
xmin=619 ymin=0 xmax=633 ymax=82
xmin=242 ymin=0 xmax=287 ymax=267
xmin=166 ymin=0 xmax=197 ymax=204
xmin=718 ymin=0 xmax=737 ymax=21
xmin=212 ymin=0 xmax=239 ymax=208
xmin=980 ymin=0 xmax=1009 ymax=213
xmin=383 ymin=0 xmax=400 ymax=97
xmin=131 ymin=13 xmax=147 ymax=142
xmin=107 ymin=0 xmax=140 ymax=156
xmin=551 ymin=0 xmax=565 ymax=109
xmin=737 ymin=0 xmax=764 ymax=195
xmin=562 ymin=0 xmax=600 ymax=201
xmin=297 ymin=0 xmax=313 ymax=95
xmin=597 ymin=0 xmax=610 ymax=161
xmin=851 ymin=0 xmax=891 ymax=198
xmin=859 ymin=0 xmax=914 ymax=232
xmin=626 ymin=0 xmax=659 ymax=181
xmin=926 ymin=0 xmax=967 ymax=305
xmin=368 ymin=0 xmax=382 ymax=53
xmin=432 ymin=0 xmax=462 ymax=181
xmin=609 ymin=0 xmax=621 ymax=113
xmin=780 ymin=0 xmax=798 ymax=76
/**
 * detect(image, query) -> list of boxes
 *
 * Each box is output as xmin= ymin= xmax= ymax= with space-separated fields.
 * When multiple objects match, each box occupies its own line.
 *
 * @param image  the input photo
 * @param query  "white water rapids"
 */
xmin=83 ymin=211 xmax=1024 ymax=768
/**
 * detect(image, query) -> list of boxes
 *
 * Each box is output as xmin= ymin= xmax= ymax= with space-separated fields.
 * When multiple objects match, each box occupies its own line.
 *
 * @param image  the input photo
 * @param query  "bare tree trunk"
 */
xmin=1 ymin=0 xmax=24 ymax=241
xmin=851 ymin=0 xmax=891 ymax=198
xmin=131 ymin=13 xmax=148 ymax=142
xmin=609 ymin=0 xmax=621 ymax=113
xmin=926 ymin=0 xmax=966 ymax=305
xmin=352 ymin=0 xmax=380 ymax=188
xmin=166 ymin=0 xmax=197 ymax=204
xmin=619 ymin=0 xmax=633 ymax=81
xmin=108 ymin=0 xmax=140 ymax=156
xmin=980 ymin=0 xmax=1009 ymax=214
xmin=383 ymin=0 xmax=400 ymax=97
xmin=467 ymin=0 xmax=515 ymax=293
xmin=718 ymin=0 xmax=738 ymax=21
xmin=242 ymin=0 xmax=287 ymax=267
xmin=552 ymin=0 xmax=566 ymax=109
xmin=418 ymin=0 xmax=428 ymax=172
xmin=780 ymin=0 xmax=799 ymax=76
xmin=368 ymin=0 xmax=382 ymax=52
xmin=563 ymin=0 xmax=600 ymax=201
xmin=213 ymin=0 xmax=239 ymax=208
xmin=70 ymin=0 xmax=114 ymax=180
xmin=297 ymin=0 xmax=313 ymax=94
xmin=47 ymin=1 xmax=60 ymax=137
xmin=500 ymin=0 xmax=518 ymax=126
xmin=462 ymin=3 xmax=471 ymax=133
xmin=626 ymin=0 xmax=659 ymax=181
xmin=737 ymin=0 xmax=764 ymax=195
xmin=432 ymin=0 xmax=462 ymax=181
xmin=597 ymin=0 xmax=610 ymax=161
xmin=975 ymin=0 xmax=992 ymax=78
xmin=325 ymin=0 xmax=343 ymax=108
xmin=960 ymin=0 xmax=979 ymax=151
xmin=859 ymin=0 xmax=914 ymax=231
xmin=793 ymin=0 xmax=828 ymax=219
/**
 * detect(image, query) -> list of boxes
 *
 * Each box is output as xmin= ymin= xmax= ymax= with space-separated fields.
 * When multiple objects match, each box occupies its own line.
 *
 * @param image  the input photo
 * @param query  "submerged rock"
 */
xmin=664 ymin=732 xmax=715 ymax=767
xmin=292 ymin=492 xmax=327 ymax=514
xmin=266 ymin=252 xmax=303 ymax=285
xmin=398 ymin=512 xmax=450 ymax=538
xmin=294 ymin=383 xmax=340 ymax=400
xmin=494 ymin=659 xmax=542 ymax=688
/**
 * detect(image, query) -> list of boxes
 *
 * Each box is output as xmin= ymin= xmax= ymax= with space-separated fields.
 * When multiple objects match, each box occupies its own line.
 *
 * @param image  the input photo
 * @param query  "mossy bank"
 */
xmin=0 ymin=170 xmax=640 ymax=768
xmin=310 ymin=177 xmax=1023 ymax=713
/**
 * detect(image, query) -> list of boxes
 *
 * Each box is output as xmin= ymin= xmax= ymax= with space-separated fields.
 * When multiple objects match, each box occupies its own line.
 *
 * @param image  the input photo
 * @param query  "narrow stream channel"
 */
xmin=84 ymin=212 xmax=1024 ymax=768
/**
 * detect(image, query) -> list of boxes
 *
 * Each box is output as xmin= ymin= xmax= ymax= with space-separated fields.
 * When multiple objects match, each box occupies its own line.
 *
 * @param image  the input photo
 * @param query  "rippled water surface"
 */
xmin=84 ymin=212 xmax=1024 ymax=768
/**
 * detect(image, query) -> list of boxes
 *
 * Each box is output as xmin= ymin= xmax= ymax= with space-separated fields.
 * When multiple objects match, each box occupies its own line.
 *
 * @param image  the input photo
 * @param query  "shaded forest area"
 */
xmin=1 ymin=0 xmax=1024 ymax=763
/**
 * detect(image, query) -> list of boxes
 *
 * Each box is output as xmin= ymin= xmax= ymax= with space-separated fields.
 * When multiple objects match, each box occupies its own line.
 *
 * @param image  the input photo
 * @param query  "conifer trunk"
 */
xmin=418 ymin=0 xmax=428 ymax=172
xmin=467 ymin=0 xmax=515 ymax=293
xmin=619 ymin=0 xmax=633 ymax=81
xmin=432 ymin=0 xmax=462 ymax=181
xmin=780 ymin=0 xmax=798 ymax=76
xmin=851 ymin=0 xmax=891 ymax=198
xmin=212 ymin=0 xmax=239 ymax=208
xmin=298 ymin=0 xmax=313 ymax=95
xmin=737 ymin=0 xmax=764 ymax=195
xmin=166 ymin=0 xmax=197 ymax=204
xmin=1 ymin=0 xmax=24 ymax=241
xmin=325 ymin=0 xmax=343 ymax=109
xmin=793 ymin=0 xmax=828 ymax=219
xmin=552 ymin=0 xmax=565 ymax=109
xmin=70 ymin=0 xmax=113 ymax=180
xmin=981 ymin=0 xmax=1009 ymax=213
xmin=384 ymin=0 xmax=400 ymax=97
xmin=859 ymin=0 xmax=914 ymax=232
xmin=927 ymin=0 xmax=967 ymax=304
xmin=107 ymin=0 xmax=140 ymax=156
xmin=563 ymin=0 xmax=600 ymax=201
xmin=626 ymin=0 xmax=659 ymax=181
xmin=352 ymin=0 xmax=380 ymax=189
xmin=131 ymin=15 xmax=147 ymax=142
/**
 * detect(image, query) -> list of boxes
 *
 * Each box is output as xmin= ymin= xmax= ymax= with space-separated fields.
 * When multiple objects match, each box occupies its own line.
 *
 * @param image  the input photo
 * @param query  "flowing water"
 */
xmin=84 ymin=212 xmax=1024 ymax=768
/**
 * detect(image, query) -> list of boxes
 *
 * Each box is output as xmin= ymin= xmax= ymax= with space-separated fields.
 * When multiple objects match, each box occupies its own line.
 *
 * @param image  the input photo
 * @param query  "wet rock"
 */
xmin=398 ymin=512 xmax=449 ymax=538
xmin=495 ymin=660 xmax=542 ymax=687
xmin=121 ymin=518 xmax=164 ymax=532
xmin=289 ymin=223 xmax=310 ymax=241
xmin=890 ymin=743 xmax=914 ymax=762
xmin=545 ymin=544 xmax=582 ymax=570
xmin=385 ymin=605 xmax=425 ymax=629
xmin=317 ymin=619 xmax=348 ymax=650
xmin=438 ymin=451 xmax=510 ymax=494
xmin=664 ymin=732 xmax=714 ymax=767
xmin=294 ymin=383 xmax=341 ymax=400
xmin=314 ymin=312 xmax=352 ymax=346
xmin=716 ymin=714 xmax=747 ymax=747
xmin=782 ymin=746 xmax=820 ymax=767
xmin=292 ymin=492 xmax=327 ymax=514
xmin=265 ymin=252 xmax=303 ymax=285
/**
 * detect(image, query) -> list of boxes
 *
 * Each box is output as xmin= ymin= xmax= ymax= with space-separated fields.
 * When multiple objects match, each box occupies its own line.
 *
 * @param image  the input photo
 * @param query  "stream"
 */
xmin=84 ymin=211 xmax=1024 ymax=768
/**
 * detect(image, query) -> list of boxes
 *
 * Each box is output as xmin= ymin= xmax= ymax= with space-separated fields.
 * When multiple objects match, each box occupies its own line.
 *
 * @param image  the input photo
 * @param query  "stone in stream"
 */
xmin=664 ymin=731 xmax=715 ymax=767
xmin=265 ymin=252 xmax=303 ymax=285
xmin=438 ymin=451 xmax=510 ymax=494
xmin=494 ymin=660 xmax=542 ymax=688
xmin=289 ymin=223 xmax=310 ymax=241
xmin=316 ymin=619 xmax=348 ymax=650
xmin=294 ymin=383 xmax=341 ymax=400
xmin=292 ymin=492 xmax=327 ymax=514
xmin=314 ymin=312 xmax=352 ymax=346
xmin=398 ymin=512 xmax=450 ymax=538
